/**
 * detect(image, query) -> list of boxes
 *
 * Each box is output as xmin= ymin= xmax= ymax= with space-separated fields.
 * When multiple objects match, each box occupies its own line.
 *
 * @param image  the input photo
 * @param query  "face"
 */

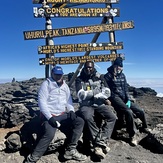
xmin=51 ymin=73 xmax=63 ymax=83
xmin=84 ymin=62 xmax=94 ymax=75
xmin=114 ymin=65 xmax=123 ymax=74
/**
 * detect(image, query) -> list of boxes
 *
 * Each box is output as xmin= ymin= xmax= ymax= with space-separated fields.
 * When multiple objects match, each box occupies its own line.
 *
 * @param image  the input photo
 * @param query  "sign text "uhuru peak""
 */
xmin=24 ymin=21 xmax=134 ymax=40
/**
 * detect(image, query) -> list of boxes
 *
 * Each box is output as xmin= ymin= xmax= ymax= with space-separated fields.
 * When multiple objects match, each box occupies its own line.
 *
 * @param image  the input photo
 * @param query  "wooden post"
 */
xmin=106 ymin=3 xmax=117 ymax=64
xmin=43 ymin=0 xmax=55 ymax=78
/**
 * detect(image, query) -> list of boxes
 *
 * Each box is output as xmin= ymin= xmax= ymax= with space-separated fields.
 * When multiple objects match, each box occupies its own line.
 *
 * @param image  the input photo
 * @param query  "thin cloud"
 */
xmin=124 ymin=62 xmax=135 ymax=65
xmin=127 ymin=78 xmax=163 ymax=94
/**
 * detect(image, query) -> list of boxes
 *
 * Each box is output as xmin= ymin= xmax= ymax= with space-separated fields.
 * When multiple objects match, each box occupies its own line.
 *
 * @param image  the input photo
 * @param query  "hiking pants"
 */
xmin=78 ymin=105 xmax=117 ymax=147
xmin=27 ymin=113 xmax=84 ymax=162
xmin=111 ymin=96 xmax=148 ymax=137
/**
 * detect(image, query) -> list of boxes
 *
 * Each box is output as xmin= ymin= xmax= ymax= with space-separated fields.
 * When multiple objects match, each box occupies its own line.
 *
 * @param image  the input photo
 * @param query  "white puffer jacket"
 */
xmin=38 ymin=77 xmax=74 ymax=120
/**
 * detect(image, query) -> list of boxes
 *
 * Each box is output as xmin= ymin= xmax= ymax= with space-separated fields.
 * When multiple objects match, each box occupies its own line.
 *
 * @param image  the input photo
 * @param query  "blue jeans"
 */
xmin=77 ymin=105 xmax=117 ymax=148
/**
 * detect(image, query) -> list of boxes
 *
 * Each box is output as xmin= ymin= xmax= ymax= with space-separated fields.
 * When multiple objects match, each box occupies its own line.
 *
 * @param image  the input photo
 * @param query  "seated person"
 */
xmin=104 ymin=57 xmax=150 ymax=146
xmin=24 ymin=66 xmax=87 ymax=163
xmin=75 ymin=61 xmax=117 ymax=159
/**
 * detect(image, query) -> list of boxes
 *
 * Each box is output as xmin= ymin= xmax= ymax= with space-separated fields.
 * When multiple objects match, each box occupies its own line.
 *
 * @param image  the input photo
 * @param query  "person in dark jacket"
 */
xmin=104 ymin=57 xmax=150 ymax=146
xmin=75 ymin=61 xmax=117 ymax=159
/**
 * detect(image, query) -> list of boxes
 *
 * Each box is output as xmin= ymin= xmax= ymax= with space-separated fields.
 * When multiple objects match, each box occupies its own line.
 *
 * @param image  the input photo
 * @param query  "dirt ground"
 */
xmin=0 ymin=94 xmax=163 ymax=163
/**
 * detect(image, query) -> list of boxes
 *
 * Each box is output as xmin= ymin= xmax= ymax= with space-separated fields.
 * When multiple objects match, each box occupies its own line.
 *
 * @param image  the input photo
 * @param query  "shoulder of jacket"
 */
xmin=95 ymin=71 xmax=101 ymax=78
xmin=120 ymin=72 xmax=126 ymax=77
xmin=104 ymin=72 xmax=112 ymax=78
xmin=40 ymin=78 xmax=50 ymax=86
xmin=63 ymin=80 xmax=68 ymax=87
xmin=75 ymin=76 xmax=82 ymax=82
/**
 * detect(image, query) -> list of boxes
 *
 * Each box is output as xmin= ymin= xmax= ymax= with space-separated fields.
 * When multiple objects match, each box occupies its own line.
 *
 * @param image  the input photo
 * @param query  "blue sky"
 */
xmin=0 ymin=0 xmax=163 ymax=93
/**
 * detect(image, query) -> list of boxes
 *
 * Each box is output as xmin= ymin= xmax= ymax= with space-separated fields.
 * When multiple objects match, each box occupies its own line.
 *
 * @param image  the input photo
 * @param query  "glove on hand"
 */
xmin=77 ymin=89 xmax=86 ymax=102
xmin=48 ymin=117 xmax=61 ymax=128
xmin=94 ymin=93 xmax=107 ymax=99
xmin=101 ymin=87 xmax=111 ymax=98
xmin=93 ymin=87 xmax=101 ymax=95
xmin=126 ymin=100 xmax=131 ymax=108
xmin=68 ymin=111 xmax=77 ymax=121
xmin=77 ymin=89 xmax=93 ymax=102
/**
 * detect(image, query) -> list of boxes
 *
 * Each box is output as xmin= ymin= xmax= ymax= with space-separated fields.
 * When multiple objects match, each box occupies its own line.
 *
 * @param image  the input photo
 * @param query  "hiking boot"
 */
xmin=130 ymin=135 xmax=138 ymax=146
xmin=64 ymin=149 xmax=87 ymax=161
xmin=140 ymin=128 xmax=151 ymax=134
xmin=23 ymin=154 xmax=38 ymax=163
xmin=94 ymin=147 xmax=106 ymax=159
xmin=102 ymin=146 xmax=110 ymax=154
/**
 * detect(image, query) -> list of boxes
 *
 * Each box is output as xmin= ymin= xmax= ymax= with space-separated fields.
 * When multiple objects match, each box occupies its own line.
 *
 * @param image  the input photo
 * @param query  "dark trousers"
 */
xmin=29 ymin=113 xmax=84 ymax=162
xmin=78 ymin=105 xmax=117 ymax=147
xmin=111 ymin=96 xmax=147 ymax=137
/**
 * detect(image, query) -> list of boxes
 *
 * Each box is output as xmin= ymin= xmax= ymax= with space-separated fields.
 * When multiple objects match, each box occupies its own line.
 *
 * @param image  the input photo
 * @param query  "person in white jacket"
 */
xmin=24 ymin=66 xmax=87 ymax=163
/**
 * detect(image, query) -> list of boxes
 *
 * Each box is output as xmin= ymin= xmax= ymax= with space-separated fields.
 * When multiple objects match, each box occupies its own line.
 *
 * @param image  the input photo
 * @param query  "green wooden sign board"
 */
xmin=24 ymin=21 xmax=134 ymax=40
xmin=38 ymin=42 xmax=123 ymax=54
xmin=39 ymin=53 xmax=124 ymax=65
xmin=33 ymin=0 xmax=119 ymax=4
xmin=33 ymin=7 xmax=120 ymax=18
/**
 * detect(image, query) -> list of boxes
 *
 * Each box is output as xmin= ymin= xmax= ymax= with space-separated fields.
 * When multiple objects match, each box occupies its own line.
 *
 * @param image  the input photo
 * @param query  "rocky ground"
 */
xmin=0 ymin=77 xmax=163 ymax=163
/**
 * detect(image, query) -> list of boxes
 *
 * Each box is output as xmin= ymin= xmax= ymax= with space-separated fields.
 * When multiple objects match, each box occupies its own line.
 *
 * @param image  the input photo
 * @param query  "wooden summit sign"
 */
xmin=39 ymin=53 xmax=123 ymax=65
xmin=38 ymin=42 xmax=123 ymax=54
xmin=33 ymin=7 xmax=120 ymax=18
xmin=33 ymin=0 xmax=119 ymax=4
xmin=24 ymin=21 xmax=134 ymax=40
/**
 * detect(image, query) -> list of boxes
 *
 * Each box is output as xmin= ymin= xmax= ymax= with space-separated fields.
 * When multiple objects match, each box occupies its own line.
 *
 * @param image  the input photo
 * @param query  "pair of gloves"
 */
xmin=94 ymin=87 xmax=111 ymax=99
xmin=48 ymin=111 xmax=77 ymax=128
xmin=93 ymin=87 xmax=111 ymax=106
xmin=77 ymin=87 xmax=111 ymax=102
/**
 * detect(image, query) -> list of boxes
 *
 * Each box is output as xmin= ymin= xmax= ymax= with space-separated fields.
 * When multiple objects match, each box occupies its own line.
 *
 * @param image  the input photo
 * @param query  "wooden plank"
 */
xmin=39 ymin=53 xmax=124 ymax=65
xmin=24 ymin=21 xmax=134 ymax=40
xmin=33 ymin=0 xmax=119 ymax=4
xmin=38 ymin=42 xmax=123 ymax=54
xmin=33 ymin=7 xmax=120 ymax=18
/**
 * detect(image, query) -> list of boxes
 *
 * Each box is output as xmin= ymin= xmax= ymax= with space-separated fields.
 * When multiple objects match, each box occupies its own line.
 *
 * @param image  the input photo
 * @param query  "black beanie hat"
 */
xmin=113 ymin=57 xmax=123 ymax=67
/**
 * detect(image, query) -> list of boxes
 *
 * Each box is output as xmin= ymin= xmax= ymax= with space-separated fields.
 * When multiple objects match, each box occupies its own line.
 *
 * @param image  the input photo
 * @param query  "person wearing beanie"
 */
xmin=104 ymin=57 xmax=150 ymax=146
xmin=113 ymin=57 xmax=123 ymax=67
xmin=24 ymin=66 xmax=87 ymax=163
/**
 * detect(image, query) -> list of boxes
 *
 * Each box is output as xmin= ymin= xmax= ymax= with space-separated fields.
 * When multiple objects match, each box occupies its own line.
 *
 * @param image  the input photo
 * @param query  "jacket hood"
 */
xmin=107 ymin=65 xmax=123 ymax=76
xmin=107 ymin=65 xmax=114 ymax=73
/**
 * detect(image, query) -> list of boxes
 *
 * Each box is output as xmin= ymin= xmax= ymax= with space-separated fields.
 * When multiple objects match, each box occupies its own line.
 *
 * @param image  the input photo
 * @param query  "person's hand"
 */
xmin=126 ymin=100 xmax=131 ymax=108
xmin=48 ymin=117 xmax=61 ymax=128
xmin=105 ymin=99 xmax=111 ymax=105
xmin=68 ymin=111 xmax=77 ymax=121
